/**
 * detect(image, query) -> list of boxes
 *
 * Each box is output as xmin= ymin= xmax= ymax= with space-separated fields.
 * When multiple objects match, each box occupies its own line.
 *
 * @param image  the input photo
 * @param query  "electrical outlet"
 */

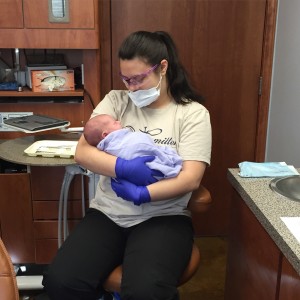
xmin=0 ymin=112 xmax=33 ymax=131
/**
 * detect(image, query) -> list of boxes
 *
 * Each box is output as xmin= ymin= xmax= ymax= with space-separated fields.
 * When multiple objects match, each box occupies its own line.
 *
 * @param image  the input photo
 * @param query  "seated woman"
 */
xmin=42 ymin=30 xmax=212 ymax=300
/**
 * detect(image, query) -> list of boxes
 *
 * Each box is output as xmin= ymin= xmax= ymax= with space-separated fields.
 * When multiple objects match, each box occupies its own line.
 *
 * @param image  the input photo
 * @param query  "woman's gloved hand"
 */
xmin=115 ymin=156 xmax=163 ymax=186
xmin=111 ymin=178 xmax=151 ymax=206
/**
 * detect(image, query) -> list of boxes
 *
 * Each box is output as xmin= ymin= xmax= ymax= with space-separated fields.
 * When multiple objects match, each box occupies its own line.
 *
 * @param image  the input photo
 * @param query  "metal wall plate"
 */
xmin=48 ymin=0 xmax=70 ymax=23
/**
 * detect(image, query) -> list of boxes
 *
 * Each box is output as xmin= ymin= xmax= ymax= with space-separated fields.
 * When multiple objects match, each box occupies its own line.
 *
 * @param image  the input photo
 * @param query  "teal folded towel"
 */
xmin=238 ymin=161 xmax=299 ymax=178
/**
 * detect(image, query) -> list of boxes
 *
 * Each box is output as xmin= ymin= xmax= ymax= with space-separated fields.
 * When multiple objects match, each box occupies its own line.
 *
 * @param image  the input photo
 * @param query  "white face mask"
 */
xmin=128 ymin=76 xmax=162 ymax=108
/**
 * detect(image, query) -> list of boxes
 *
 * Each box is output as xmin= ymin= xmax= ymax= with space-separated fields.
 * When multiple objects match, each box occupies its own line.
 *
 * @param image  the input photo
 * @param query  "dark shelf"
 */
xmin=0 ymin=97 xmax=83 ymax=103
xmin=0 ymin=87 xmax=84 ymax=97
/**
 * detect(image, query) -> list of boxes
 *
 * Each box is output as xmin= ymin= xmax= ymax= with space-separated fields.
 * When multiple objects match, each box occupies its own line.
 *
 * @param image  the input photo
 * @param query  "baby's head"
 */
xmin=84 ymin=114 xmax=122 ymax=146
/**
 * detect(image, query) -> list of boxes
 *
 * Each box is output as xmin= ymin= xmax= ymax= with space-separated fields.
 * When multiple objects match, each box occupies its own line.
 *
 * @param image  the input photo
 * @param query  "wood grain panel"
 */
xmin=30 ymin=166 xmax=83 ymax=201
xmin=255 ymin=0 xmax=278 ymax=161
xmin=34 ymin=220 xmax=80 ymax=238
xmin=0 ymin=173 xmax=35 ymax=263
xmin=0 ymin=0 xmax=23 ymax=28
xmin=23 ymin=0 xmax=95 ymax=29
xmin=33 ymin=200 xmax=85 ymax=220
xmin=99 ymin=0 xmax=112 ymax=97
xmin=225 ymin=191 xmax=280 ymax=300
xmin=83 ymin=50 xmax=101 ymax=116
xmin=0 ymin=28 xmax=99 ymax=49
xmin=35 ymin=239 xmax=58 ymax=264
xmin=279 ymin=256 xmax=300 ymax=300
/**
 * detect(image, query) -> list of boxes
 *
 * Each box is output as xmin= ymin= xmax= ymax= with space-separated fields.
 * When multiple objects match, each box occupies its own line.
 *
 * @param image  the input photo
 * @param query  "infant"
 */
xmin=83 ymin=114 xmax=182 ymax=178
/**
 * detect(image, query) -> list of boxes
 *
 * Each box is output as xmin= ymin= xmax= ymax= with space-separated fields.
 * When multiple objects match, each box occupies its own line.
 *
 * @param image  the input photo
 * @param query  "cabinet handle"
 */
xmin=48 ymin=0 xmax=70 ymax=23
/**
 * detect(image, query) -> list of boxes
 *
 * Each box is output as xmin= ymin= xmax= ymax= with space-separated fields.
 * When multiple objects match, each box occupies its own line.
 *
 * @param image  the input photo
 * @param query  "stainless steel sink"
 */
xmin=270 ymin=175 xmax=300 ymax=202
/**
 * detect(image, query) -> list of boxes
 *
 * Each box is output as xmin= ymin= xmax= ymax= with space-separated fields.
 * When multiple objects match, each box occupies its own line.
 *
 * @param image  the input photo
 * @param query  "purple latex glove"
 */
xmin=111 ymin=178 xmax=151 ymax=206
xmin=115 ymin=156 xmax=163 ymax=186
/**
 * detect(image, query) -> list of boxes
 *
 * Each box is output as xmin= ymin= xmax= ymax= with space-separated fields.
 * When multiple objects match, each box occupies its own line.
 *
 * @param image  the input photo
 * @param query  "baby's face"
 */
xmin=103 ymin=115 xmax=122 ymax=134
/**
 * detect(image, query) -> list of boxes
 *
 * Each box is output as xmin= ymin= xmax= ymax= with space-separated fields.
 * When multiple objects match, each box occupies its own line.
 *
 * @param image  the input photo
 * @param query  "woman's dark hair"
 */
xmin=118 ymin=31 xmax=204 ymax=104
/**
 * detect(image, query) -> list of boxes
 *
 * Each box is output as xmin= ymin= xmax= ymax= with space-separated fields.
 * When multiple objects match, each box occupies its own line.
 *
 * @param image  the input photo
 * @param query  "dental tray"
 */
xmin=24 ymin=140 xmax=78 ymax=158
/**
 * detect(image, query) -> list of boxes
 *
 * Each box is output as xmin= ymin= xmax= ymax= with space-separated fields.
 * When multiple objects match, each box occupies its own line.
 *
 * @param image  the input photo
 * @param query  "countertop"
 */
xmin=228 ymin=168 xmax=300 ymax=276
xmin=0 ymin=133 xmax=81 ymax=166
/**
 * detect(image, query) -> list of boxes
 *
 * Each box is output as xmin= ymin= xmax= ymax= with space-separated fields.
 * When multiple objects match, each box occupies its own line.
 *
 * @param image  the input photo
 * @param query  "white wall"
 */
xmin=266 ymin=0 xmax=300 ymax=166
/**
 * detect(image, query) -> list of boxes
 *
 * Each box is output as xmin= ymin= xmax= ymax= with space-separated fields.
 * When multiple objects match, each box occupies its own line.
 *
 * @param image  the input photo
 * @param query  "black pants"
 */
xmin=43 ymin=208 xmax=194 ymax=300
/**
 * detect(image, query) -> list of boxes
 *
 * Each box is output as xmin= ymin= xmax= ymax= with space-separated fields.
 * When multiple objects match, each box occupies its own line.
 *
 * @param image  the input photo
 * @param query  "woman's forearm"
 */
xmin=74 ymin=135 xmax=117 ymax=176
xmin=147 ymin=161 xmax=206 ymax=201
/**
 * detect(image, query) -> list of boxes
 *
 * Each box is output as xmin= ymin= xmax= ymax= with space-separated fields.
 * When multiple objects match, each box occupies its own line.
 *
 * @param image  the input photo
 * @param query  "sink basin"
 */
xmin=270 ymin=175 xmax=300 ymax=202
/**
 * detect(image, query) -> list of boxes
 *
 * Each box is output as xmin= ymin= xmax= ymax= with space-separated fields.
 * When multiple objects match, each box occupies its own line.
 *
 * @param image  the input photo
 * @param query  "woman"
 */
xmin=43 ymin=31 xmax=212 ymax=300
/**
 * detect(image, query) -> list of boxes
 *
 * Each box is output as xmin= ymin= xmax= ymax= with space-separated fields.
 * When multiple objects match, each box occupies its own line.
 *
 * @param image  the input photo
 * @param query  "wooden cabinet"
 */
xmin=0 ymin=1 xmax=101 ymax=263
xmin=31 ymin=166 xmax=84 ymax=264
xmin=23 ymin=0 xmax=95 ymax=29
xmin=0 ymin=0 xmax=23 ymax=28
xmin=279 ymin=256 xmax=300 ymax=300
xmin=225 ymin=191 xmax=280 ymax=299
xmin=0 ymin=49 xmax=99 ymax=139
xmin=0 ymin=172 xmax=35 ymax=263
xmin=225 ymin=190 xmax=300 ymax=300
xmin=0 ymin=134 xmax=89 ymax=264
xmin=0 ymin=0 xmax=99 ymax=48
xmin=0 ymin=165 xmax=86 ymax=264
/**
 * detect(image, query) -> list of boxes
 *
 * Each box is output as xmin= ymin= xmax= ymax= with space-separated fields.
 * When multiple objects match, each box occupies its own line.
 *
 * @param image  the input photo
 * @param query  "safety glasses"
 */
xmin=119 ymin=64 xmax=159 ymax=86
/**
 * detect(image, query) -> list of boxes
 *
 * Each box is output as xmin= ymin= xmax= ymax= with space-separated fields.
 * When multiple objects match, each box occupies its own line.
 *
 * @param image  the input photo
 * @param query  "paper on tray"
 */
xmin=24 ymin=140 xmax=78 ymax=158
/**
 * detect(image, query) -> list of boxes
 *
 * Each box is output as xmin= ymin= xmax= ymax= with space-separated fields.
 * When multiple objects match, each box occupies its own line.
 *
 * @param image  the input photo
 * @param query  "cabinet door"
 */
xmin=34 ymin=220 xmax=79 ymax=263
xmin=0 ymin=1 xmax=99 ymax=48
xmin=279 ymin=256 xmax=300 ymax=300
xmin=23 ymin=0 xmax=95 ymax=29
xmin=106 ymin=0 xmax=268 ymax=235
xmin=0 ymin=173 xmax=35 ymax=263
xmin=0 ymin=0 xmax=23 ymax=28
xmin=224 ymin=191 xmax=280 ymax=300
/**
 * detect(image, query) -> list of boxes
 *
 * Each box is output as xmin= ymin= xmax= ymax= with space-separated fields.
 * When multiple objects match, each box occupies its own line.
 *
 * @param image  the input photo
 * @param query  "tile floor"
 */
xmin=179 ymin=237 xmax=228 ymax=300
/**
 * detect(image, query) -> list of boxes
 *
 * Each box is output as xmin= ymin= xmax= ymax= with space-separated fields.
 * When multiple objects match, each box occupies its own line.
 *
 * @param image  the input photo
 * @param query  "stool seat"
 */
xmin=103 ymin=243 xmax=200 ymax=293
xmin=103 ymin=185 xmax=212 ymax=293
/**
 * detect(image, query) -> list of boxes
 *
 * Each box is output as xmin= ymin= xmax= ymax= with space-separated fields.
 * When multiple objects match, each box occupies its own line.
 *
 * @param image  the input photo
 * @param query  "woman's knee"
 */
xmin=42 ymin=268 xmax=72 ymax=299
xmin=43 ymin=266 xmax=102 ymax=300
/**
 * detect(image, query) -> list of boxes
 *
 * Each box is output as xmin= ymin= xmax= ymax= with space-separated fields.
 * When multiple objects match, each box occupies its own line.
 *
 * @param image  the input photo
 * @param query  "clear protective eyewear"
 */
xmin=119 ymin=64 xmax=159 ymax=86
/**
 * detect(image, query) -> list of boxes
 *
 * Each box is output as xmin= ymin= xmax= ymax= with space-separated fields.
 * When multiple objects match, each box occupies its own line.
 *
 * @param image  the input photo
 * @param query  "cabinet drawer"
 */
xmin=35 ymin=239 xmax=58 ymax=264
xmin=35 ymin=221 xmax=79 ymax=264
xmin=34 ymin=220 xmax=79 ymax=238
xmin=33 ymin=200 xmax=85 ymax=220
xmin=23 ymin=0 xmax=95 ymax=29
xmin=31 ymin=166 xmax=83 ymax=201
